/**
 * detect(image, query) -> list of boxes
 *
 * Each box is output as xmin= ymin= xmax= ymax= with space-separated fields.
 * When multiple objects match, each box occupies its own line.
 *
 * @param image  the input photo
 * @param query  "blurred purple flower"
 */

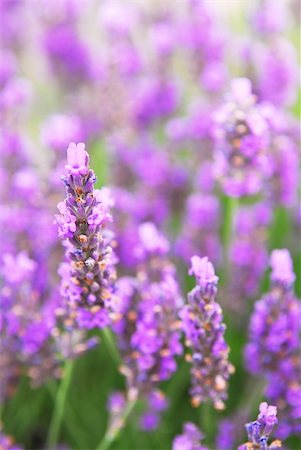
xmin=213 ymin=78 xmax=271 ymax=197
xmin=245 ymin=250 xmax=301 ymax=438
xmin=173 ymin=422 xmax=208 ymax=450
xmin=180 ymin=256 xmax=234 ymax=409
xmin=112 ymin=223 xmax=182 ymax=429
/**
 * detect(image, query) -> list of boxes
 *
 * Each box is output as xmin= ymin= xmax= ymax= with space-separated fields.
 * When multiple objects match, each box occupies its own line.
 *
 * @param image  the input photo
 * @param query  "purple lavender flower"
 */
xmin=134 ymin=78 xmax=179 ymax=128
xmin=173 ymin=422 xmax=208 ymax=450
xmin=213 ymin=78 xmax=271 ymax=197
xmin=0 ymin=0 xmax=26 ymax=51
xmin=216 ymin=413 xmax=246 ymax=450
xmin=56 ymin=142 xmax=117 ymax=329
xmin=252 ymin=0 xmax=290 ymax=35
xmin=105 ymin=390 xmax=128 ymax=436
xmin=269 ymin=249 xmax=296 ymax=287
xmin=0 ymin=251 xmax=60 ymax=397
xmin=44 ymin=24 xmax=92 ymax=84
xmin=179 ymin=0 xmax=227 ymax=93
xmin=180 ymin=256 xmax=234 ymax=409
xmin=238 ymin=402 xmax=282 ymax=450
xmin=225 ymin=202 xmax=271 ymax=315
xmin=0 ymin=426 xmax=22 ymax=450
xmin=41 ymin=114 xmax=84 ymax=154
xmin=99 ymin=1 xmax=138 ymax=38
xmin=245 ymin=250 xmax=301 ymax=438
xmin=112 ymin=223 xmax=182 ymax=428
xmin=255 ymin=39 xmax=298 ymax=108
xmin=176 ymin=193 xmax=221 ymax=266
xmin=259 ymin=103 xmax=300 ymax=207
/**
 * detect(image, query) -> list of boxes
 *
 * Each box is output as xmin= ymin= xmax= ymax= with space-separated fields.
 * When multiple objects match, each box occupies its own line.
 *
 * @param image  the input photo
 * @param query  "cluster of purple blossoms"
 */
xmin=245 ymin=250 xmax=301 ymax=438
xmin=239 ymin=402 xmax=282 ymax=450
xmin=213 ymin=78 xmax=270 ymax=197
xmin=180 ymin=0 xmax=227 ymax=94
xmin=109 ymin=136 xmax=189 ymax=271
xmin=0 ymin=426 xmax=22 ymax=450
xmin=180 ymin=256 xmax=234 ymax=409
xmin=246 ymin=0 xmax=298 ymax=109
xmin=173 ymin=422 xmax=208 ymax=450
xmin=216 ymin=414 xmax=243 ymax=450
xmin=260 ymin=104 xmax=299 ymax=208
xmin=226 ymin=202 xmax=271 ymax=315
xmin=56 ymin=142 xmax=117 ymax=329
xmin=111 ymin=223 xmax=183 ymax=429
xmin=252 ymin=0 xmax=289 ymax=35
xmin=40 ymin=0 xmax=94 ymax=87
xmin=0 ymin=0 xmax=299 ymax=448
xmin=0 ymin=251 xmax=59 ymax=398
xmin=176 ymin=193 xmax=221 ymax=267
xmin=0 ymin=11 xmax=67 ymax=394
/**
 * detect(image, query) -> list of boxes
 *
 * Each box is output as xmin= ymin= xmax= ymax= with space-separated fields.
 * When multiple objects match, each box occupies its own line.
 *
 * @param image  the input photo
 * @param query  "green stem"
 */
xmin=95 ymin=396 xmax=137 ymax=450
xmin=47 ymin=381 xmax=88 ymax=449
xmin=200 ymin=403 xmax=212 ymax=441
xmin=46 ymin=359 xmax=74 ymax=449
xmin=101 ymin=327 xmax=121 ymax=366
xmin=239 ymin=378 xmax=265 ymax=414
xmin=222 ymin=196 xmax=238 ymax=284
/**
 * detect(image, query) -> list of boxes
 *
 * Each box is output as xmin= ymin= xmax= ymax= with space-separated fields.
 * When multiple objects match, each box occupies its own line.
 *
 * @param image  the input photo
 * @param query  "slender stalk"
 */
xmin=46 ymin=359 xmax=74 ymax=449
xmin=200 ymin=403 xmax=212 ymax=441
xmin=47 ymin=381 xmax=88 ymax=449
xmin=221 ymin=196 xmax=238 ymax=284
xmin=101 ymin=327 xmax=121 ymax=366
xmin=95 ymin=395 xmax=137 ymax=450
xmin=239 ymin=378 xmax=265 ymax=414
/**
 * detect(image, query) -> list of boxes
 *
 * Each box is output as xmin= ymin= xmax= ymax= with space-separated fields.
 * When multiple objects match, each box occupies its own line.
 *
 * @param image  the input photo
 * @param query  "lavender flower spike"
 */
xmin=270 ymin=248 xmax=296 ymax=287
xmin=245 ymin=249 xmax=301 ymax=438
xmin=173 ymin=422 xmax=208 ymax=450
xmin=180 ymin=256 xmax=234 ymax=409
xmin=213 ymin=78 xmax=270 ymax=197
xmin=56 ymin=142 xmax=117 ymax=329
xmin=238 ymin=402 xmax=282 ymax=450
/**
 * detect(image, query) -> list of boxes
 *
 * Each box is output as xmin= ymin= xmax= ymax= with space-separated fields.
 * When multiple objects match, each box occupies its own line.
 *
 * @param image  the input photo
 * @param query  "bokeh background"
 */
xmin=0 ymin=0 xmax=300 ymax=449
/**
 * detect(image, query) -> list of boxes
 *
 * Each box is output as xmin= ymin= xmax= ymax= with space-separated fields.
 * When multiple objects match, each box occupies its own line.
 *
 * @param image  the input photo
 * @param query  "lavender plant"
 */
xmin=110 ymin=223 xmax=183 ymax=432
xmin=213 ymin=78 xmax=271 ymax=198
xmin=173 ymin=422 xmax=208 ymax=450
xmin=56 ymin=142 xmax=117 ymax=330
xmin=245 ymin=250 xmax=301 ymax=438
xmin=239 ymin=402 xmax=282 ymax=450
xmin=0 ymin=0 xmax=300 ymax=449
xmin=180 ymin=256 xmax=234 ymax=409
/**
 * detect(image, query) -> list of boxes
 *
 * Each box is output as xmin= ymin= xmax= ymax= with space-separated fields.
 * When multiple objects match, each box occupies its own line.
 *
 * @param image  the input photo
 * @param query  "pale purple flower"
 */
xmin=270 ymin=249 xmax=296 ymax=287
xmin=173 ymin=422 xmax=208 ymax=450
xmin=238 ymin=402 xmax=282 ymax=450
xmin=176 ymin=193 xmax=221 ymax=266
xmin=0 ymin=428 xmax=22 ymax=450
xmin=252 ymin=0 xmax=290 ymax=35
xmin=112 ymin=223 xmax=182 ymax=429
xmin=41 ymin=114 xmax=84 ymax=153
xmin=56 ymin=142 xmax=117 ymax=329
xmin=213 ymin=78 xmax=271 ymax=197
xmin=180 ymin=256 xmax=234 ymax=409
xmin=245 ymin=250 xmax=301 ymax=438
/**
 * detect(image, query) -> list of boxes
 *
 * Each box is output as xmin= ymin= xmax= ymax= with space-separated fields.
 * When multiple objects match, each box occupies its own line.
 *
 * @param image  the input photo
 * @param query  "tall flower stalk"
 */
xmin=104 ymin=223 xmax=183 ymax=442
xmin=180 ymin=256 xmax=234 ymax=409
xmin=48 ymin=142 xmax=117 ymax=449
xmin=56 ymin=142 xmax=117 ymax=329
xmin=245 ymin=249 xmax=301 ymax=438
